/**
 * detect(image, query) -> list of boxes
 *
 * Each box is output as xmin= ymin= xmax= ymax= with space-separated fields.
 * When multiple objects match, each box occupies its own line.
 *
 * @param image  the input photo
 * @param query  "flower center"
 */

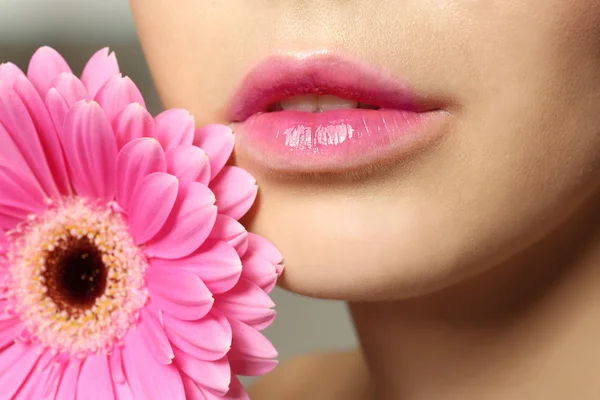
xmin=43 ymin=236 xmax=107 ymax=312
xmin=5 ymin=198 xmax=149 ymax=356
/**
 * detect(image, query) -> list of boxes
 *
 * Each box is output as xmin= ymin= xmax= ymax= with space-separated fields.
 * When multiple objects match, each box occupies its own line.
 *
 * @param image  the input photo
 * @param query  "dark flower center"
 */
xmin=43 ymin=236 xmax=107 ymax=313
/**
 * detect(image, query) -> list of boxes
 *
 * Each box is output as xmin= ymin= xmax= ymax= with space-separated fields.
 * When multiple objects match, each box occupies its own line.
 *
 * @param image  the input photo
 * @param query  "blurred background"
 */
xmin=0 ymin=0 xmax=357 ymax=385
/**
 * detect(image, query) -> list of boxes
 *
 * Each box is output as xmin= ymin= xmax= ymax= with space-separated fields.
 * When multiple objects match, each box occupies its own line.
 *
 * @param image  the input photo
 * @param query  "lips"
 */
xmin=227 ymin=52 xmax=449 ymax=173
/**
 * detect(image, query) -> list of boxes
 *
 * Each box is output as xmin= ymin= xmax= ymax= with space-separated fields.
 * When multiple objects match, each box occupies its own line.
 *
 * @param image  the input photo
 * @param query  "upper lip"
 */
xmin=226 ymin=52 xmax=439 ymax=122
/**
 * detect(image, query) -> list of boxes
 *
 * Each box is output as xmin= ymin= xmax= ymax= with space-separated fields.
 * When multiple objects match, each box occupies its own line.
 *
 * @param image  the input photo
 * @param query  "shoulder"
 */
xmin=248 ymin=349 xmax=368 ymax=400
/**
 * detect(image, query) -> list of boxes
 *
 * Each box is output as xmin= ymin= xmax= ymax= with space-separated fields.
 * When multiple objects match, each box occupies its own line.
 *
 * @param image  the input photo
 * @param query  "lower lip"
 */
xmin=233 ymin=108 xmax=448 ymax=173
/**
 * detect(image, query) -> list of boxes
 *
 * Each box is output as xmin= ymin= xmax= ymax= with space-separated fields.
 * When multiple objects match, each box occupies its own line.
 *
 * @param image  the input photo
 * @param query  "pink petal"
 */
xmin=13 ymin=76 xmax=72 ymax=196
xmin=127 ymin=172 xmax=178 ymax=245
xmin=223 ymin=376 xmax=250 ymax=400
xmin=208 ymin=214 xmax=249 ymax=257
xmin=138 ymin=308 xmax=174 ymax=365
xmin=0 ymin=122 xmax=46 ymax=212
xmin=174 ymin=349 xmax=231 ymax=396
xmin=0 ymin=229 xmax=8 ymax=254
xmin=152 ymin=240 xmax=242 ymax=294
xmin=241 ymin=234 xmax=283 ymax=293
xmin=45 ymin=88 xmax=69 ymax=134
xmin=210 ymin=166 xmax=257 ymax=221
xmin=144 ymin=182 xmax=217 ymax=259
xmin=15 ymin=368 xmax=47 ymax=398
xmin=122 ymin=327 xmax=186 ymax=400
xmin=51 ymin=73 xmax=90 ymax=105
xmin=146 ymin=268 xmax=214 ymax=321
xmin=214 ymin=278 xmax=276 ymax=331
xmin=154 ymin=109 xmax=195 ymax=151
xmin=0 ymin=166 xmax=47 ymax=216
xmin=163 ymin=309 xmax=232 ymax=361
xmin=42 ymin=359 xmax=66 ymax=399
xmin=0 ymin=319 xmax=25 ymax=350
xmin=56 ymin=359 xmax=82 ymax=400
xmin=228 ymin=319 xmax=278 ymax=376
xmin=94 ymin=74 xmax=145 ymax=123
xmin=246 ymin=233 xmax=283 ymax=266
xmin=182 ymin=375 xmax=209 ymax=400
xmin=193 ymin=124 xmax=234 ymax=179
xmin=112 ymin=102 xmax=155 ymax=149
xmin=81 ymin=48 xmax=120 ymax=98
xmin=27 ymin=46 xmax=72 ymax=97
xmin=116 ymin=138 xmax=167 ymax=212
xmin=0 ymin=207 xmax=23 ymax=231
xmin=62 ymin=101 xmax=118 ymax=202
xmin=76 ymin=355 xmax=114 ymax=400
xmin=0 ymin=62 xmax=25 ymax=87
xmin=109 ymin=346 xmax=126 ymax=384
xmin=113 ymin=381 xmax=135 ymax=400
xmin=0 ymin=84 xmax=59 ymax=198
xmin=0 ymin=342 xmax=42 ymax=399
xmin=166 ymin=145 xmax=211 ymax=185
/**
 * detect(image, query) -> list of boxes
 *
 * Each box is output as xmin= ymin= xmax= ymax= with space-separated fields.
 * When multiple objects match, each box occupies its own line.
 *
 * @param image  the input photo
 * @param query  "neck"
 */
xmin=350 ymin=193 xmax=600 ymax=400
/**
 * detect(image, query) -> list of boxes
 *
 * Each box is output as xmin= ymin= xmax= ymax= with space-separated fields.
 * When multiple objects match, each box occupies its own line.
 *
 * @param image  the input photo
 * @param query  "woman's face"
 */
xmin=131 ymin=0 xmax=600 ymax=300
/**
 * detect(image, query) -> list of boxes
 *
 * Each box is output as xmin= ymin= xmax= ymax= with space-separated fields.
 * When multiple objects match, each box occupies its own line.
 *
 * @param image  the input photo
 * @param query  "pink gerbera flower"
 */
xmin=0 ymin=47 xmax=283 ymax=399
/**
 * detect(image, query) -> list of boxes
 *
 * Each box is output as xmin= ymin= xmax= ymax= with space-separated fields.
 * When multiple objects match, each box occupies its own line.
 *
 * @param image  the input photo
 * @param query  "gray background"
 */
xmin=0 ymin=0 xmax=357 ymax=386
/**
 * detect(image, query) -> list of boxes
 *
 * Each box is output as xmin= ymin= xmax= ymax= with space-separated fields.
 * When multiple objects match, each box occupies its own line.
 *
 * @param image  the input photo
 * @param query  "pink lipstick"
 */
xmin=228 ymin=52 xmax=449 ymax=173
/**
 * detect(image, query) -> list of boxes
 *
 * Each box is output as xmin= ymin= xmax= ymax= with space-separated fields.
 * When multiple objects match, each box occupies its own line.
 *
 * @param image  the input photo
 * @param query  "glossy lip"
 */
xmin=228 ymin=52 xmax=449 ymax=173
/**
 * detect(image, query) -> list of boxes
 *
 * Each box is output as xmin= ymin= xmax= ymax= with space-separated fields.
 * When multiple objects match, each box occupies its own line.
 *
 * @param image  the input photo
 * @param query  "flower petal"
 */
xmin=182 ymin=375 xmax=209 ymax=400
xmin=94 ymin=74 xmax=145 ymax=123
xmin=76 ymin=355 xmax=114 ymax=400
xmin=222 ymin=376 xmax=250 ymax=400
xmin=174 ymin=349 xmax=231 ymax=396
xmin=154 ymin=109 xmax=195 ymax=151
xmin=45 ymin=88 xmax=69 ymax=134
xmin=81 ymin=48 xmax=120 ymax=98
xmin=246 ymin=233 xmax=283 ymax=266
xmin=152 ymin=240 xmax=242 ymax=294
xmin=112 ymin=102 xmax=155 ymax=149
xmin=214 ymin=278 xmax=276 ymax=331
xmin=193 ymin=124 xmax=234 ymax=179
xmin=0 ymin=342 xmax=42 ymax=399
xmin=138 ymin=308 xmax=174 ymax=365
xmin=51 ymin=73 xmax=90 ymax=105
xmin=210 ymin=166 xmax=257 ymax=221
xmin=27 ymin=46 xmax=72 ymax=97
xmin=122 ymin=327 xmax=186 ymax=400
xmin=116 ymin=138 xmax=167 ymax=212
xmin=41 ymin=358 xmax=66 ymax=399
xmin=241 ymin=234 xmax=283 ymax=293
xmin=146 ymin=267 xmax=214 ymax=321
xmin=0 ymin=166 xmax=47 ymax=216
xmin=228 ymin=319 xmax=278 ymax=376
xmin=128 ymin=172 xmax=178 ymax=245
xmin=0 ymin=122 xmax=46 ymax=212
xmin=166 ymin=145 xmax=211 ymax=185
xmin=0 ymin=319 xmax=25 ymax=350
xmin=16 ymin=368 xmax=48 ymax=398
xmin=144 ymin=182 xmax=217 ymax=259
xmin=163 ymin=309 xmax=232 ymax=361
xmin=56 ymin=359 xmax=83 ymax=400
xmin=109 ymin=346 xmax=125 ymax=384
xmin=209 ymin=214 xmax=249 ymax=257
xmin=0 ymin=62 xmax=25 ymax=86
xmin=0 ymin=229 xmax=8 ymax=254
xmin=62 ymin=101 xmax=118 ymax=202
xmin=0 ymin=84 xmax=59 ymax=198
xmin=13 ymin=76 xmax=72 ymax=195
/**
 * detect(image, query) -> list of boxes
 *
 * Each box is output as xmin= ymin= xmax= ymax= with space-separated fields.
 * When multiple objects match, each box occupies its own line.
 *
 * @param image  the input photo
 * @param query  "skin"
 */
xmin=131 ymin=1 xmax=600 ymax=399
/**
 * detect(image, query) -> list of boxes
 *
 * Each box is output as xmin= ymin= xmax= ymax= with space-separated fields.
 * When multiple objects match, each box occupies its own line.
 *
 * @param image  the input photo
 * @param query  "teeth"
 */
xmin=280 ymin=95 xmax=319 ymax=112
xmin=277 ymin=95 xmax=362 ymax=112
xmin=318 ymin=95 xmax=358 ymax=112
